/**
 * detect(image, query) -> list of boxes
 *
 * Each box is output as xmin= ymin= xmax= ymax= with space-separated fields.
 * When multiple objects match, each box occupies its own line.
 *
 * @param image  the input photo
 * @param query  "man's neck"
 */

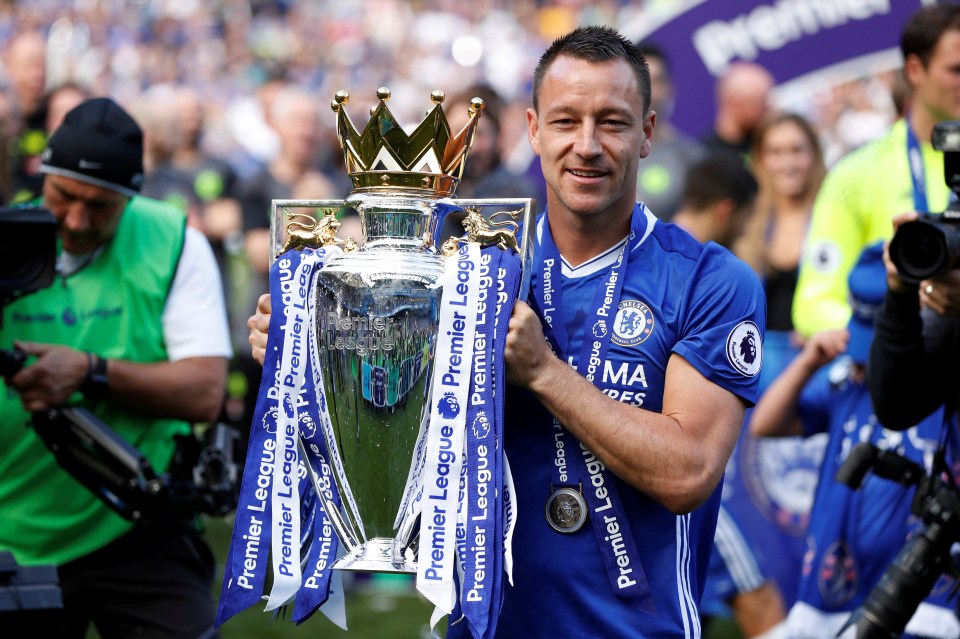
xmin=909 ymin=108 xmax=937 ymax=143
xmin=548 ymin=206 xmax=633 ymax=267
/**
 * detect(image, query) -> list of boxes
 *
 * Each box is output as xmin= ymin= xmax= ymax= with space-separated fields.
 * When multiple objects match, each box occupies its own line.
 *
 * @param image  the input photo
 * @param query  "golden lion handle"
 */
xmin=281 ymin=211 xmax=359 ymax=253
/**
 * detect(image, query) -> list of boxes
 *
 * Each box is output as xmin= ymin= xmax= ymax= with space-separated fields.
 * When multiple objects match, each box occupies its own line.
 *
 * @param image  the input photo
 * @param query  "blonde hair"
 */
xmin=735 ymin=112 xmax=825 ymax=274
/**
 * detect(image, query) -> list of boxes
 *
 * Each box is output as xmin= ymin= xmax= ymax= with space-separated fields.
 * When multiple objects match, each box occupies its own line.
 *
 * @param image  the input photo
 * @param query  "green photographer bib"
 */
xmin=0 ymin=196 xmax=189 ymax=566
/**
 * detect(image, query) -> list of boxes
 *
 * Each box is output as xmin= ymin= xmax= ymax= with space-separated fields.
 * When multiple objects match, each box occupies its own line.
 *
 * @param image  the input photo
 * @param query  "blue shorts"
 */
xmin=701 ymin=505 xmax=769 ymax=617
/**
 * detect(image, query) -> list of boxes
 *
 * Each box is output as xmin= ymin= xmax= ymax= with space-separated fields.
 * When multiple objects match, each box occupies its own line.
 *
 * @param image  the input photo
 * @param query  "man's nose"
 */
xmin=62 ymin=201 xmax=90 ymax=231
xmin=573 ymin=123 xmax=602 ymax=158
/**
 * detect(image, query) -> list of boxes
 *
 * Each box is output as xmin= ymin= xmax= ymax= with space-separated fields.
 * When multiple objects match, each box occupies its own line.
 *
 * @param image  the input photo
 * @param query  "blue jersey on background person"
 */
xmin=752 ymin=243 xmax=960 ymax=639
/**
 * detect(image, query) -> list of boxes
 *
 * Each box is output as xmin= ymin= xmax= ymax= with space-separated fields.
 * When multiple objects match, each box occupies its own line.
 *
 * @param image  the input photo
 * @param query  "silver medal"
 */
xmin=545 ymin=487 xmax=588 ymax=533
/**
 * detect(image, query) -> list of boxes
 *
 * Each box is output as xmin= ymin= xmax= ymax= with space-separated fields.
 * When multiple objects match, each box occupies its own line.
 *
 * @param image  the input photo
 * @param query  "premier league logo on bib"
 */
xmin=726 ymin=320 xmax=762 ymax=377
xmin=612 ymin=299 xmax=654 ymax=347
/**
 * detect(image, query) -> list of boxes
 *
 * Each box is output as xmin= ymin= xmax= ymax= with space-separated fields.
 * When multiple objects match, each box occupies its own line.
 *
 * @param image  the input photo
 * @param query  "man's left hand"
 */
xmin=10 ymin=341 xmax=88 ymax=411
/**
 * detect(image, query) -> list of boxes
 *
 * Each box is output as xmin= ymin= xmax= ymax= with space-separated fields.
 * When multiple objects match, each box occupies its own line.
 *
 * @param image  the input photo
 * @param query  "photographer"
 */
xmin=754 ymin=243 xmax=959 ymax=638
xmin=868 ymin=210 xmax=960 ymax=429
xmin=0 ymin=98 xmax=231 ymax=638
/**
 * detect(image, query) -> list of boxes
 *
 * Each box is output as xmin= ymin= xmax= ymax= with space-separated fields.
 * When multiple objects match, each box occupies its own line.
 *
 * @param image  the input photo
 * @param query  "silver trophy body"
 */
xmin=271 ymin=194 xmax=534 ymax=573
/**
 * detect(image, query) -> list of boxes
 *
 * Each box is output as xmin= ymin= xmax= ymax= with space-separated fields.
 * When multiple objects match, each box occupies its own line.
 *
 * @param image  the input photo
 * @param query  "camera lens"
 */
xmin=889 ymin=218 xmax=960 ymax=284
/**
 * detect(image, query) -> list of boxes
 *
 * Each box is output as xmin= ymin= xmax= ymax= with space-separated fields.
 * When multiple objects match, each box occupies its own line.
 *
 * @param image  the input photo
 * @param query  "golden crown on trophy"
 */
xmin=332 ymin=87 xmax=484 ymax=197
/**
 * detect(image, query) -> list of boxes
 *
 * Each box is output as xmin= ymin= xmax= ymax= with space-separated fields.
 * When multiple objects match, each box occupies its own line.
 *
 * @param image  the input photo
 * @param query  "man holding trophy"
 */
xmin=241 ymin=26 xmax=765 ymax=638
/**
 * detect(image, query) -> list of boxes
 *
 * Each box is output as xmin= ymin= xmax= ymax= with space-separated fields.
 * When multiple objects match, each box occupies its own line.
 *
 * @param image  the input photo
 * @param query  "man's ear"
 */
xmin=527 ymin=108 xmax=541 ymax=157
xmin=639 ymin=111 xmax=656 ymax=158
xmin=903 ymin=53 xmax=925 ymax=91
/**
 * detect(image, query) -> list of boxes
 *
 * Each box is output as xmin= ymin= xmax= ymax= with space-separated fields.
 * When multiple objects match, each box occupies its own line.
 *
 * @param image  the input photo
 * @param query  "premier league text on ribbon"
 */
xmin=465 ymin=251 xmax=493 ymax=604
xmin=581 ymin=441 xmax=637 ymax=591
xmin=423 ymin=248 xmax=478 ymax=584
xmin=236 ymin=436 xmax=274 ymax=590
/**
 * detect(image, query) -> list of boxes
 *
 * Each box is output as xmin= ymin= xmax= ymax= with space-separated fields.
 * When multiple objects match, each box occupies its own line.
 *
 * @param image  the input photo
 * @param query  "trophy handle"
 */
xmin=270 ymin=199 xmax=351 ymax=263
xmin=436 ymin=198 xmax=537 ymax=302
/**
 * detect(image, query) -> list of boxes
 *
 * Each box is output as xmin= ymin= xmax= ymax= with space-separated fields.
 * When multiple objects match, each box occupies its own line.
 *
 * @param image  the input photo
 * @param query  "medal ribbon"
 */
xmin=532 ymin=208 xmax=656 ymax=614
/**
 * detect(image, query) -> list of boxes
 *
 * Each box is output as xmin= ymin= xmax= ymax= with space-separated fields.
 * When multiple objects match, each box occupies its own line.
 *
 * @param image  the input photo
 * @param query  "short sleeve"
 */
xmin=671 ymin=245 xmax=767 ymax=406
xmin=796 ymin=365 xmax=834 ymax=437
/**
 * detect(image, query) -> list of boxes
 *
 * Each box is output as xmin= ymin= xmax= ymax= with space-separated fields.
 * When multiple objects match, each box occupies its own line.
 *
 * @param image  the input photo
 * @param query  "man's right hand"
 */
xmin=248 ymin=293 xmax=271 ymax=366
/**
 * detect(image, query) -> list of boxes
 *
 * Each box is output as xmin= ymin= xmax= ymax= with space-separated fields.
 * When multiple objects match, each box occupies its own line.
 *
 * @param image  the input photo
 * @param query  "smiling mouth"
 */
xmin=568 ymin=169 xmax=606 ymax=178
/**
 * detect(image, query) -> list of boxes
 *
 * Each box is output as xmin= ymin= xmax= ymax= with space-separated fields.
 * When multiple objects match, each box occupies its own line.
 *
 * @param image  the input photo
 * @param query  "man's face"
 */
xmin=42 ymin=174 xmax=129 ymax=255
xmin=910 ymin=29 xmax=960 ymax=123
xmin=527 ymin=55 xmax=654 ymax=222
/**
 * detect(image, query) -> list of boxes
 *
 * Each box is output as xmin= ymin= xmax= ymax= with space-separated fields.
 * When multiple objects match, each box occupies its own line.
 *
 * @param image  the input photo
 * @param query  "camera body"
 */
xmin=890 ymin=121 xmax=960 ymax=284
xmin=0 ymin=207 xmax=57 ymax=307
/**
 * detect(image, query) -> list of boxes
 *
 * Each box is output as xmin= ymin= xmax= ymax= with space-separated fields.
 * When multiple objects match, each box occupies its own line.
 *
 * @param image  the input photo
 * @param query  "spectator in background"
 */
xmin=634 ymin=42 xmax=706 ymax=221
xmin=446 ymin=84 xmax=540 ymax=202
xmin=703 ymin=62 xmax=774 ymax=164
xmin=736 ymin=113 xmax=826 ymax=385
xmin=672 ymin=153 xmax=757 ymax=250
xmin=4 ymin=31 xmax=48 ymax=202
xmin=792 ymin=4 xmax=960 ymax=338
xmin=236 ymin=85 xmax=339 ymax=430
xmin=43 ymin=82 xmax=88 ymax=135
xmin=238 ymin=85 xmax=337 ymax=278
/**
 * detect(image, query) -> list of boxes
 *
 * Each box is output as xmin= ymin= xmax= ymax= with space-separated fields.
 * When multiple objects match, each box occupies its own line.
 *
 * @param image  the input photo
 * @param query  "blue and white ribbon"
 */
xmin=217 ymin=247 xmax=346 ymax=628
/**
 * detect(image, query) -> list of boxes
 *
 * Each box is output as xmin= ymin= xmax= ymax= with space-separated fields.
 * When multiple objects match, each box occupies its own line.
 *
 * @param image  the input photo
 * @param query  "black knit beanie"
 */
xmin=39 ymin=97 xmax=145 ymax=197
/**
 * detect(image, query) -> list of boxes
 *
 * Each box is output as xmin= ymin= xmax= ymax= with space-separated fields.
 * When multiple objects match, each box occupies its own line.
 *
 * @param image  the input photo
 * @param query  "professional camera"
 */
xmin=834 ymin=442 xmax=960 ymax=638
xmin=890 ymin=121 xmax=960 ymax=284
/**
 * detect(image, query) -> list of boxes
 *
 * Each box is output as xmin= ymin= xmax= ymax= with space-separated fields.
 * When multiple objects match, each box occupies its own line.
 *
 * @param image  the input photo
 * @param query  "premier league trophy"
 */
xmin=218 ymin=87 xmax=534 ymax=633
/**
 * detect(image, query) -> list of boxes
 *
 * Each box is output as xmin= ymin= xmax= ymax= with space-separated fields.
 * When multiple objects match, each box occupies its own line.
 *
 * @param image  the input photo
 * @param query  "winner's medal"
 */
xmin=545 ymin=485 xmax=587 ymax=533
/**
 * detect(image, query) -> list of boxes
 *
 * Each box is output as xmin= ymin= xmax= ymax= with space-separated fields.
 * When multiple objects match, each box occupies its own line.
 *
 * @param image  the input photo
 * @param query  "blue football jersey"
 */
xmin=786 ymin=362 xmax=959 ymax=639
xmin=469 ymin=205 xmax=766 ymax=638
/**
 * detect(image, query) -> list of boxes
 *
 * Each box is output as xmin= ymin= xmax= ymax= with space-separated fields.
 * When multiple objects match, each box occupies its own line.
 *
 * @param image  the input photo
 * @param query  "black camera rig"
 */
xmin=1 ymin=348 xmax=241 ymax=524
xmin=835 ymin=441 xmax=960 ymax=638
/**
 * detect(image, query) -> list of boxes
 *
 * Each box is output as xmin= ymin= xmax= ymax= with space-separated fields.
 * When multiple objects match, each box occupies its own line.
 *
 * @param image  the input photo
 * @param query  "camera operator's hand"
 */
xmin=247 ymin=293 xmax=271 ymax=366
xmin=885 ymin=212 xmax=960 ymax=316
xmin=9 ymin=341 xmax=87 ymax=411
xmin=919 ymin=268 xmax=960 ymax=316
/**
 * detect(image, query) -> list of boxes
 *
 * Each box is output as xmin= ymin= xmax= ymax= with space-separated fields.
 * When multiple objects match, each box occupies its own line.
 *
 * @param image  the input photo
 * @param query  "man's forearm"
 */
xmin=870 ymin=290 xmax=949 ymax=428
xmin=105 ymin=356 xmax=228 ymax=423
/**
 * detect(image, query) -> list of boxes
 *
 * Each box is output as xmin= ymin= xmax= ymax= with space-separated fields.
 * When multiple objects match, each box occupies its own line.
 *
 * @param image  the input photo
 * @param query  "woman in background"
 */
xmin=736 ymin=112 xmax=826 ymax=388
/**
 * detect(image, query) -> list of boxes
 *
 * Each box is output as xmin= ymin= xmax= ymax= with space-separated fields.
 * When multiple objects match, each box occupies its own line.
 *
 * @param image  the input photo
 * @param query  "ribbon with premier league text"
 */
xmin=217 ymin=246 xmax=348 ymax=628
xmin=456 ymin=247 xmax=521 ymax=639
xmin=412 ymin=243 xmax=521 ymax=638
xmin=533 ymin=209 xmax=656 ymax=615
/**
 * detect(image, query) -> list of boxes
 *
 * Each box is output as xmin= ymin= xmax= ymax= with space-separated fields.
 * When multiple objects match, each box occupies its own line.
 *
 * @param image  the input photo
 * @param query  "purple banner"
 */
xmin=637 ymin=0 xmax=939 ymax=137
